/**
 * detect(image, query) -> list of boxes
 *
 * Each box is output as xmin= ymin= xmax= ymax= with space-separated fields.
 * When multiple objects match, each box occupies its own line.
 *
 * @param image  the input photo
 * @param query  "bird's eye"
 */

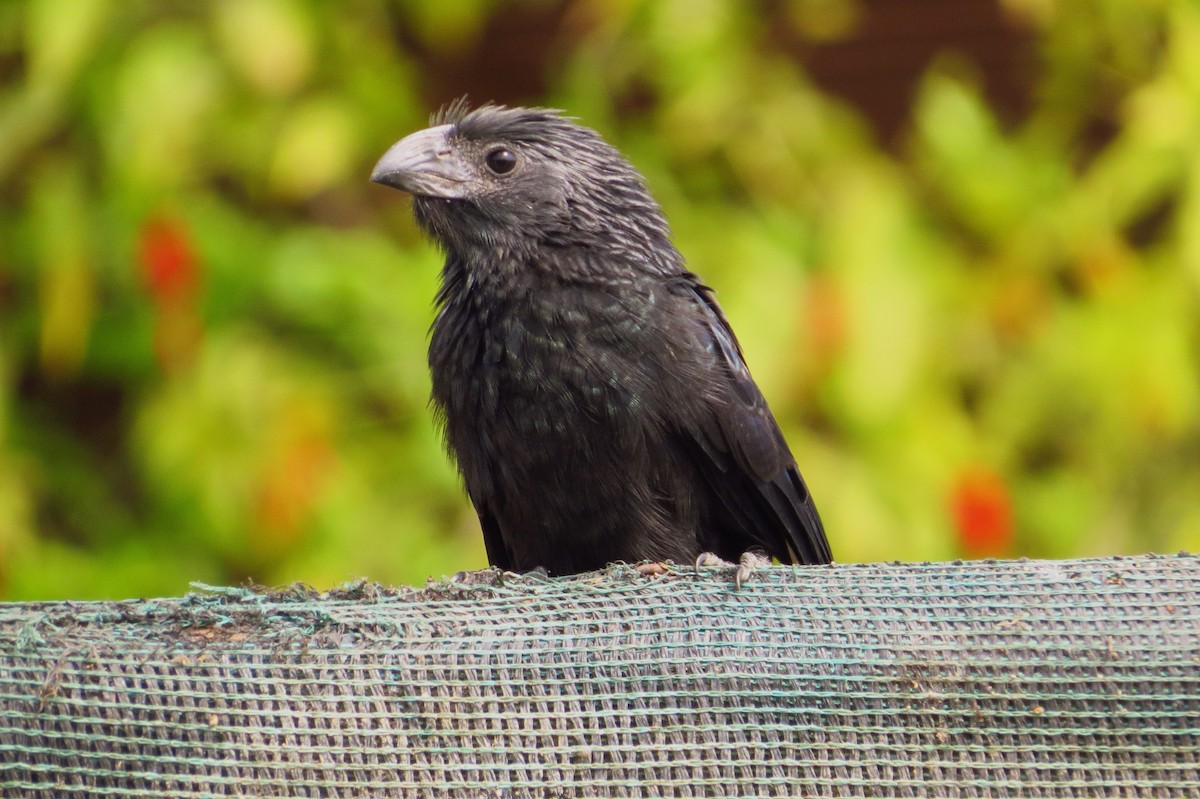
xmin=484 ymin=147 xmax=518 ymax=175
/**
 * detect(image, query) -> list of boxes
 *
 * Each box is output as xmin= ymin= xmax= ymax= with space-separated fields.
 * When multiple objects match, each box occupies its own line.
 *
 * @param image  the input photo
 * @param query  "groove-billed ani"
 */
xmin=371 ymin=101 xmax=832 ymax=578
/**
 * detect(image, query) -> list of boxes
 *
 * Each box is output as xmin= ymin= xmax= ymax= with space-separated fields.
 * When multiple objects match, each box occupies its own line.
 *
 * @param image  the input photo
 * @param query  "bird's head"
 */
xmin=371 ymin=101 xmax=676 ymax=267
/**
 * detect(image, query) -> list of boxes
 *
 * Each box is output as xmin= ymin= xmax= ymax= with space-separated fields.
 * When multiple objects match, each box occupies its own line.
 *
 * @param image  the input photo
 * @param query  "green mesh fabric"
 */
xmin=1 ymin=554 xmax=1197 ymax=797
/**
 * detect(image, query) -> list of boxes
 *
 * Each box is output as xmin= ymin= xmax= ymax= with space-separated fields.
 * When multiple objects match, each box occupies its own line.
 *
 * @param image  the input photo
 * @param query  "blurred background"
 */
xmin=0 ymin=0 xmax=1198 ymax=600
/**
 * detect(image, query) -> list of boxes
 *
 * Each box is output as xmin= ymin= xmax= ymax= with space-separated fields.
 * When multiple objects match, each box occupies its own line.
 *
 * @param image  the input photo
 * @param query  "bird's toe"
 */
xmin=734 ymin=550 xmax=771 ymax=589
xmin=695 ymin=551 xmax=735 ymax=573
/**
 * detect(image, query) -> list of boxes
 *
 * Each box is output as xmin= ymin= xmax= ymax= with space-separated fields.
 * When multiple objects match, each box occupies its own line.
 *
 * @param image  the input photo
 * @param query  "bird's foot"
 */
xmin=447 ymin=568 xmax=505 ymax=586
xmin=694 ymin=550 xmax=771 ymax=589
xmin=695 ymin=552 xmax=734 ymax=571
xmin=733 ymin=550 xmax=770 ymax=589
xmin=636 ymin=561 xmax=671 ymax=577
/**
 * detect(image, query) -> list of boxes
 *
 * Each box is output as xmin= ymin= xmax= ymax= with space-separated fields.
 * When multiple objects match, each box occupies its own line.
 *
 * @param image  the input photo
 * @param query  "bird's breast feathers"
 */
xmin=431 ymin=273 xmax=708 ymax=435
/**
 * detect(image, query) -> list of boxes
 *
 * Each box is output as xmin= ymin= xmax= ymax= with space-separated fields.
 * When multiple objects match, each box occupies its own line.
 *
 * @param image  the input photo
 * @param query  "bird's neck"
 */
xmin=436 ymin=248 xmax=538 ymax=309
xmin=429 ymin=244 xmax=650 ymax=373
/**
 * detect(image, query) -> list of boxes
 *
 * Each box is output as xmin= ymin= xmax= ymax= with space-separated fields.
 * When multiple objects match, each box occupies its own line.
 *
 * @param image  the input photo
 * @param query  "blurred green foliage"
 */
xmin=1 ymin=0 xmax=1198 ymax=599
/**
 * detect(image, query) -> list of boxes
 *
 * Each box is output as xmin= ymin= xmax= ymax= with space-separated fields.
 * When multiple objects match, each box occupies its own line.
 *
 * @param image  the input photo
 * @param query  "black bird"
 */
xmin=371 ymin=101 xmax=831 ymax=581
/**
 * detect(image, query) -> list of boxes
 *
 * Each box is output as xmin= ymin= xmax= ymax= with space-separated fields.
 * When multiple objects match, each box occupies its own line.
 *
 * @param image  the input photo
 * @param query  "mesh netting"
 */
xmin=0 ymin=554 xmax=1198 ymax=798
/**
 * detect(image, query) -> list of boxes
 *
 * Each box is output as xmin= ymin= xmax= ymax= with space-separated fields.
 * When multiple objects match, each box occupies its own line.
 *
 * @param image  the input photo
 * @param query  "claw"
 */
xmin=694 ymin=550 xmax=769 ymax=589
xmin=734 ymin=550 xmax=770 ymax=590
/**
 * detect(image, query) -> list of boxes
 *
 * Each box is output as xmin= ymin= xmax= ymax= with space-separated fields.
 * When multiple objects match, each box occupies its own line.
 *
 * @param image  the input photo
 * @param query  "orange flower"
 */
xmin=253 ymin=405 xmax=338 ymax=553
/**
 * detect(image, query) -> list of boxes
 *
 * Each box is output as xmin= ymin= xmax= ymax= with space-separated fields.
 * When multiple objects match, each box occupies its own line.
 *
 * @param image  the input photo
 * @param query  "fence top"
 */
xmin=1 ymin=553 xmax=1198 ymax=798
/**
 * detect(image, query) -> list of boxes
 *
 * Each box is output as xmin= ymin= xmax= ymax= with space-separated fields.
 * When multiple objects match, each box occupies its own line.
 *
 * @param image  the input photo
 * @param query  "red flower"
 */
xmin=138 ymin=215 xmax=200 ymax=307
xmin=137 ymin=214 xmax=204 ymax=369
xmin=951 ymin=466 xmax=1014 ymax=558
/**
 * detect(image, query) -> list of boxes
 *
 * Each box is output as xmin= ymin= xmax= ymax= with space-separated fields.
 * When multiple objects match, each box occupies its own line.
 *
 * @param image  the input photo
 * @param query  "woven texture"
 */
xmin=0 ymin=555 xmax=1197 ymax=798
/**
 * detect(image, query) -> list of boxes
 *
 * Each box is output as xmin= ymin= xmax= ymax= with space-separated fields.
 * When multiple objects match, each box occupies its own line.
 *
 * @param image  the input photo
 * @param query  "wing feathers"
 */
xmin=679 ymin=281 xmax=831 ymax=565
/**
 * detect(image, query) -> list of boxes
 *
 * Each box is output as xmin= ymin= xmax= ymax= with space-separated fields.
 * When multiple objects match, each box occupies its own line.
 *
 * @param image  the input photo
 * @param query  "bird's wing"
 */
xmin=675 ymin=280 xmax=831 ymax=565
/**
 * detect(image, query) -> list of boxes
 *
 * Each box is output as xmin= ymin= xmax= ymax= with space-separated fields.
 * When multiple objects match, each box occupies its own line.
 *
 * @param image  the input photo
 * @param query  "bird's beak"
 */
xmin=370 ymin=124 xmax=470 ymax=199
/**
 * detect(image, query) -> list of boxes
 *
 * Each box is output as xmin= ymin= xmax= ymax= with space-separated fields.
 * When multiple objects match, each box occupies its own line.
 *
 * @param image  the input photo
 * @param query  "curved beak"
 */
xmin=370 ymin=124 xmax=470 ymax=199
